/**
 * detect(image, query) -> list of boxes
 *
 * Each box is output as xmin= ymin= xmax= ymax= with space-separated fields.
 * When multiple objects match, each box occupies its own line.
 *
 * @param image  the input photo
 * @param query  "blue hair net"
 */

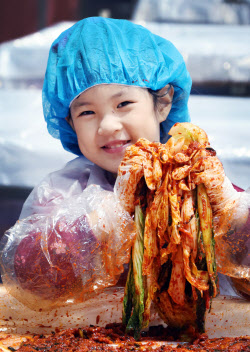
xmin=42 ymin=17 xmax=192 ymax=156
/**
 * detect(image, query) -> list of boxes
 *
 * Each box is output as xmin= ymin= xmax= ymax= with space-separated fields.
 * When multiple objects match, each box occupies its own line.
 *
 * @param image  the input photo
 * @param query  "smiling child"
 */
xmin=0 ymin=17 xmax=249 ymax=308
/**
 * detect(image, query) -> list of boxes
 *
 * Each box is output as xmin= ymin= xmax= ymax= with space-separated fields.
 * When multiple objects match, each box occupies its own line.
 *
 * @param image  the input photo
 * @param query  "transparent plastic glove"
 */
xmin=191 ymin=157 xmax=250 ymax=289
xmin=213 ymin=186 xmax=250 ymax=293
xmin=0 ymin=185 xmax=136 ymax=310
xmin=190 ymin=156 xmax=248 ymax=227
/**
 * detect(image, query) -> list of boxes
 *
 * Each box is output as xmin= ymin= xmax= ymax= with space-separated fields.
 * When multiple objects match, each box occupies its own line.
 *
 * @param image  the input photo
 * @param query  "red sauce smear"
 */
xmin=15 ymin=324 xmax=250 ymax=352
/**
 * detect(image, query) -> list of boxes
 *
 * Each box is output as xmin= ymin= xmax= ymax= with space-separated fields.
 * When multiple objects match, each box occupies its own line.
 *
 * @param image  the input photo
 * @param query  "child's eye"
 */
xmin=117 ymin=101 xmax=132 ymax=108
xmin=79 ymin=110 xmax=95 ymax=116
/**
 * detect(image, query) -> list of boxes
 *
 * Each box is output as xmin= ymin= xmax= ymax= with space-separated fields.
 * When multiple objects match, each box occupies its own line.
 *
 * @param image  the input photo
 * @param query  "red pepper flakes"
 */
xmin=14 ymin=324 xmax=250 ymax=352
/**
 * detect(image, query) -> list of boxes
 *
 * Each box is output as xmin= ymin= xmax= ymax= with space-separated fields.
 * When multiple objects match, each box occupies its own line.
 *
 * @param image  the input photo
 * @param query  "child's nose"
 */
xmin=98 ymin=113 xmax=122 ymax=135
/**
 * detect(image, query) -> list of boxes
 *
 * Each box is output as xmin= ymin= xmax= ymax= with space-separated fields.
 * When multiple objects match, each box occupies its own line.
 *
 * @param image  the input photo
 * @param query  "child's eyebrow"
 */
xmin=111 ymin=91 xmax=127 ymax=99
xmin=72 ymin=100 xmax=91 ymax=108
xmin=72 ymin=89 xmax=129 ymax=109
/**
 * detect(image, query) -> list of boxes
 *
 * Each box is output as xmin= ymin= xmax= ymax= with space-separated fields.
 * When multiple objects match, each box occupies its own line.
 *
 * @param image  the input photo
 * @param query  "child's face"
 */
xmin=69 ymin=84 xmax=171 ymax=173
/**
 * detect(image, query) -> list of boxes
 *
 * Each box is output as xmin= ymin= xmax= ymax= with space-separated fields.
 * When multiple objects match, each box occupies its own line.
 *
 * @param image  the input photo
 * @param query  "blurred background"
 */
xmin=0 ymin=0 xmax=250 ymax=240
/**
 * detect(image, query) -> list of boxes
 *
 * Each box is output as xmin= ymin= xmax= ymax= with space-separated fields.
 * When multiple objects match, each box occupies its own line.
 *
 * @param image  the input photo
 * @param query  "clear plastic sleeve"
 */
xmin=0 ymin=185 xmax=136 ymax=310
xmin=213 ymin=187 xmax=250 ymax=299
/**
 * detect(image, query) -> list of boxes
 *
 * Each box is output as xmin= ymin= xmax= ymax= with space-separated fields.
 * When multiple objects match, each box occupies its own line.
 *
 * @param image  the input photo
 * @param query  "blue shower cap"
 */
xmin=42 ymin=17 xmax=192 ymax=155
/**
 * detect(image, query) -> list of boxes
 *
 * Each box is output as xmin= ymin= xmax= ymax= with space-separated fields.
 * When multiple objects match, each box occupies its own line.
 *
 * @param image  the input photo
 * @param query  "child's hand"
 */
xmin=115 ymin=139 xmax=163 ymax=214
xmin=191 ymin=155 xmax=249 ymax=233
xmin=191 ymin=155 xmax=225 ymax=191
xmin=190 ymin=154 xmax=250 ymax=285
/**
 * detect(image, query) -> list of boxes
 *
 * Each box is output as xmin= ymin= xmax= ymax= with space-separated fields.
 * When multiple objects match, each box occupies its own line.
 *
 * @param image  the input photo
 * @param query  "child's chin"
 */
xmin=97 ymin=158 xmax=121 ymax=174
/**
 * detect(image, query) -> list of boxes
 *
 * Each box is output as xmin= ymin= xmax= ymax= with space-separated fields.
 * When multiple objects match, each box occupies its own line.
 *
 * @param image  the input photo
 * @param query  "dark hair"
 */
xmin=68 ymin=110 xmax=72 ymax=121
xmin=148 ymin=85 xmax=173 ymax=110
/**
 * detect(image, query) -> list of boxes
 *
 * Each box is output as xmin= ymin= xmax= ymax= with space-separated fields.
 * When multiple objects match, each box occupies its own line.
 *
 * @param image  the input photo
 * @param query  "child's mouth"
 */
xmin=102 ymin=140 xmax=131 ymax=154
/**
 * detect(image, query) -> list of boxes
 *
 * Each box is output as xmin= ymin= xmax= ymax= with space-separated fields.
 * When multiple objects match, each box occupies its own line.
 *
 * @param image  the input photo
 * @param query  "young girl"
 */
xmin=21 ymin=16 xmax=191 ymax=218
xmin=0 ymin=17 xmax=249 ymax=309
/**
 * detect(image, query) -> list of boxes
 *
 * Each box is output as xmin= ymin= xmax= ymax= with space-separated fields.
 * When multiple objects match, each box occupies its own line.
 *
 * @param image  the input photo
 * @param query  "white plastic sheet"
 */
xmin=0 ymin=89 xmax=72 ymax=188
xmin=0 ymin=20 xmax=250 ymax=87
xmin=135 ymin=21 xmax=250 ymax=84
xmin=133 ymin=0 xmax=250 ymax=25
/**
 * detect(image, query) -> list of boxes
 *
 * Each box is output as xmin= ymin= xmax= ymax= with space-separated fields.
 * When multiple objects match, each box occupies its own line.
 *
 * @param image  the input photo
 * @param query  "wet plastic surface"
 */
xmin=0 ymin=285 xmax=249 ymax=338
